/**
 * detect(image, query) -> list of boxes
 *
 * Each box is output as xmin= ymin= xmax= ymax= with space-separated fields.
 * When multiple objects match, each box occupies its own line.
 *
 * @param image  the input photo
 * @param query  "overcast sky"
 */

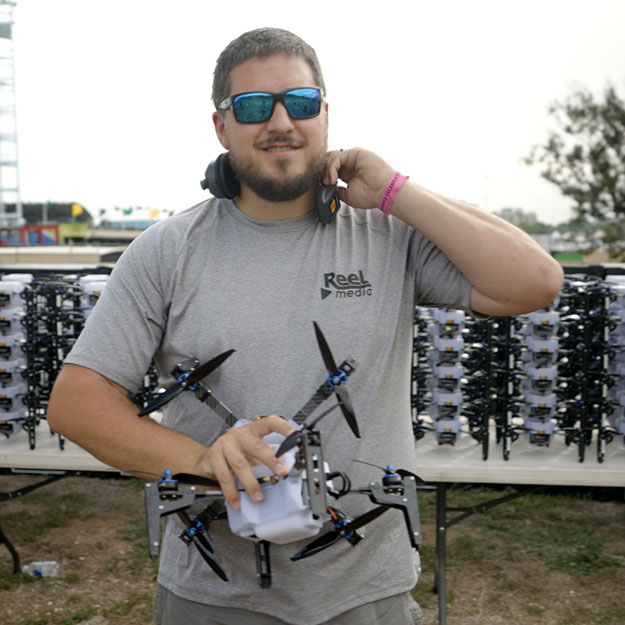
xmin=8 ymin=0 xmax=625 ymax=224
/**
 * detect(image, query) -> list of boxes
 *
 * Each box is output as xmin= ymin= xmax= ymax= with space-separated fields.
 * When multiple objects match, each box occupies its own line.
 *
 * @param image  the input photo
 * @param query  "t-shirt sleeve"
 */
xmin=407 ymin=228 xmax=474 ymax=312
xmin=64 ymin=227 xmax=169 ymax=392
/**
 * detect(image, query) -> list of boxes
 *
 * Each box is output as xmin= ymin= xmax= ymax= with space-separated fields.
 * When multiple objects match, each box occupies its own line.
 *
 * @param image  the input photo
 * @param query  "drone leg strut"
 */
xmin=255 ymin=540 xmax=272 ymax=588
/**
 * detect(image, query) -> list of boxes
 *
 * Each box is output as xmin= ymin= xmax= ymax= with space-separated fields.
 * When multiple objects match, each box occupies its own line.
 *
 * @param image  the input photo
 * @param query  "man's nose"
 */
xmin=265 ymin=102 xmax=295 ymax=131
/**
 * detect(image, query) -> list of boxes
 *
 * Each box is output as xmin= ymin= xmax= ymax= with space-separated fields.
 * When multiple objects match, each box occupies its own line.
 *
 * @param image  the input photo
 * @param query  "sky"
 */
xmin=6 ymin=0 xmax=625 ymax=225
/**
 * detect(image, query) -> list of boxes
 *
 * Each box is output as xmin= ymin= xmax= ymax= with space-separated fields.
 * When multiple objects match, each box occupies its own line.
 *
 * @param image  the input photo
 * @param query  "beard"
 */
xmin=229 ymin=137 xmax=327 ymax=203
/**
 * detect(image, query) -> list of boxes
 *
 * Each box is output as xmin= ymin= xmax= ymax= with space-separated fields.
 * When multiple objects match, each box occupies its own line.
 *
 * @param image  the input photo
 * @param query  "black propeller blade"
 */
xmin=275 ymin=430 xmax=303 ymax=458
xmin=177 ymin=511 xmax=228 ymax=581
xmin=138 ymin=349 xmax=235 ymax=416
xmin=191 ymin=534 xmax=229 ymax=581
xmin=312 ymin=322 xmax=360 ymax=438
xmin=291 ymin=505 xmax=388 ymax=561
xmin=172 ymin=472 xmax=221 ymax=489
xmin=343 ymin=505 xmax=389 ymax=533
xmin=138 ymin=382 xmax=185 ymax=417
xmin=290 ymin=526 xmax=343 ymax=560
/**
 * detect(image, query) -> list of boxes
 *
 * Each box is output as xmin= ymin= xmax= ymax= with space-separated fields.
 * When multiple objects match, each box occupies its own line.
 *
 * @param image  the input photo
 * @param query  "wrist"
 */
xmin=378 ymin=172 xmax=409 ymax=215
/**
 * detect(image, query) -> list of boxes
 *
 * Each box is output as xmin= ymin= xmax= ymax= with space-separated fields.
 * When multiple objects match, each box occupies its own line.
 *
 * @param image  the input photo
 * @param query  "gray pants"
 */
xmin=153 ymin=584 xmax=423 ymax=625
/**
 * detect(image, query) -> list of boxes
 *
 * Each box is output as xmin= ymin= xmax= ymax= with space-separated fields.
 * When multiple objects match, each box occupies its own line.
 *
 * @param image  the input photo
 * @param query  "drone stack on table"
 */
xmin=138 ymin=321 xmax=427 ymax=587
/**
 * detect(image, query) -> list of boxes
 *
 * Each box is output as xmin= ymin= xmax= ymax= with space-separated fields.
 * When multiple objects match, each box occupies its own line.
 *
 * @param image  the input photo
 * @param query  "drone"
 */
xmin=137 ymin=321 xmax=427 ymax=588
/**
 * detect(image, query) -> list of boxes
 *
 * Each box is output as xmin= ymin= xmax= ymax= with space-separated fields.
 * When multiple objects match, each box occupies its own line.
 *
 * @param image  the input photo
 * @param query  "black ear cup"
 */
xmin=315 ymin=185 xmax=340 ymax=224
xmin=200 ymin=153 xmax=241 ymax=199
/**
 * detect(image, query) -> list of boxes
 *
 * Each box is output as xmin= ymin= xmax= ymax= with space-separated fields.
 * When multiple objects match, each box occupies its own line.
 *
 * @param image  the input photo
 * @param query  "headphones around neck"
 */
xmin=200 ymin=153 xmax=340 ymax=224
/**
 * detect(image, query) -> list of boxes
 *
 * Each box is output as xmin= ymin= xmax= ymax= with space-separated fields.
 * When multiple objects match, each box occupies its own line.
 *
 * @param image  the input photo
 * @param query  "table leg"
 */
xmin=435 ymin=483 xmax=447 ymax=625
xmin=0 ymin=523 xmax=20 ymax=573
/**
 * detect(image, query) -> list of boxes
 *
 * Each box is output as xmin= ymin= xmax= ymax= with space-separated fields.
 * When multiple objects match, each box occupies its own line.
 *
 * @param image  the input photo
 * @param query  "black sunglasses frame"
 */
xmin=217 ymin=87 xmax=322 ymax=124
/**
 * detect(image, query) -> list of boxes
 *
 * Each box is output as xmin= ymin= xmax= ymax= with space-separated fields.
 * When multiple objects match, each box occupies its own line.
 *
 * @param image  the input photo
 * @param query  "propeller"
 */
xmin=275 ymin=430 xmax=304 ymax=459
xmin=138 ymin=349 xmax=235 ymax=416
xmin=177 ymin=510 xmax=228 ymax=581
xmin=313 ymin=322 xmax=360 ymax=438
xmin=172 ymin=472 xmax=221 ymax=489
xmin=290 ymin=506 xmax=388 ymax=561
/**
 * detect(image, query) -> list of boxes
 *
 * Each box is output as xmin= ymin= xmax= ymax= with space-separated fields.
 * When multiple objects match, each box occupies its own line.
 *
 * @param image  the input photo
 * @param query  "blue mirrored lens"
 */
xmin=233 ymin=93 xmax=274 ymax=123
xmin=283 ymin=88 xmax=321 ymax=119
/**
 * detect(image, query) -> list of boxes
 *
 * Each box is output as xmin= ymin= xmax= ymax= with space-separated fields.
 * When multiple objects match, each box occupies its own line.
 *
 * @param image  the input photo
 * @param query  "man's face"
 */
xmin=213 ymin=53 xmax=328 ymax=203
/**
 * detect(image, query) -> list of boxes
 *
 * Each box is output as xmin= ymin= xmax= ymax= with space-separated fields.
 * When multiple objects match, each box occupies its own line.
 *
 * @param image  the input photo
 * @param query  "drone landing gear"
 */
xmin=255 ymin=540 xmax=272 ymax=588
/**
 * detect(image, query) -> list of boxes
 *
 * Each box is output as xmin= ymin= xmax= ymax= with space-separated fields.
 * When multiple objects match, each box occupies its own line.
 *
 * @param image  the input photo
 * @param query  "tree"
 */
xmin=525 ymin=83 xmax=625 ymax=258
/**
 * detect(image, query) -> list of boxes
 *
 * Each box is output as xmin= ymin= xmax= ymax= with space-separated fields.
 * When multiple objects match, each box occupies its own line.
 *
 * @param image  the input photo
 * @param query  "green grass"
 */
xmin=102 ymin=590 xmax=153 ymax=619
xmin=11 ymin=589 xmax=153 ymax=625
xmin=0 ymin=491 xmax=91 ymax=543
xmin=419 ymin=486 xmax=625 ymax=577
xmin=556 ymin=600 xmax=625 ymax=625
xmin=19 ymin=607 xmax=98 ymax=625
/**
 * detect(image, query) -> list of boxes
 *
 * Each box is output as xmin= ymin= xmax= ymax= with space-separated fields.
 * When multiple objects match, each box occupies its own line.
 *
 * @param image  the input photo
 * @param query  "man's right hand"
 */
xmin=194 ymin=415 xmax=297 ymax=509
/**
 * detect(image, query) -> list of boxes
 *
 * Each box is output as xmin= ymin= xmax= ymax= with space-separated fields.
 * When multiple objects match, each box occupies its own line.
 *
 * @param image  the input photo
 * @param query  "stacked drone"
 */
xmin=412 ymin=273 xmax=625 ymax=463
xmin=0 ymin=272 xmax=103 ymax=447
xmin=0 ymin=273 xmax=31 ymax=439
xmin=0 ymin=270 xmax=179 ymax=449
xmin=606 ymin=278 xmax=625 ymax=447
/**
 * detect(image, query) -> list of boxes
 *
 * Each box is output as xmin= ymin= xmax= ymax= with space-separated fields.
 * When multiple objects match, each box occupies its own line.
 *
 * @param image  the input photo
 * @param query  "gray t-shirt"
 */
xmin=65 ymin=198 xmax=473 ymax=625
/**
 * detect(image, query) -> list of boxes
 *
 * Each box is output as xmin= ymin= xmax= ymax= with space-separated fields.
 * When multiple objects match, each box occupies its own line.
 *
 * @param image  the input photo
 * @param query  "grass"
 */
xmin=412 ymin=485 xmax=625 ymax=624
xmin=418 ymin=486 xmax=625 ymax=577
xmin=19 ymin=607 xmax=98 ymax=625
xmin=0 ymin=491 xmax=91 ymax=543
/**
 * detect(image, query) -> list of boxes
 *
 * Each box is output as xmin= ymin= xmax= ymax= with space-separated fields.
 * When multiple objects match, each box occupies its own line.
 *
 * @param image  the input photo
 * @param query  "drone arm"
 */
xmin=192 ymin=382 xmax=238 ymax=427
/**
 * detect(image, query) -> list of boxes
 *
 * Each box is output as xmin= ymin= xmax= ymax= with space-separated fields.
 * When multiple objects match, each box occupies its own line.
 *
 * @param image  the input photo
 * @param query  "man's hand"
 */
xmin=324 ymin=148 xmax=396 ymax=210
xmin=194 ymin=415 xmax=297 ymax=509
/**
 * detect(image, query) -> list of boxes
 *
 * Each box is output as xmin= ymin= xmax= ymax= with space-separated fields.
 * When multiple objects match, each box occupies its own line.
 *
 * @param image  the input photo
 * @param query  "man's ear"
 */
xmin=212 ymin=111 xmax=229 ymax=150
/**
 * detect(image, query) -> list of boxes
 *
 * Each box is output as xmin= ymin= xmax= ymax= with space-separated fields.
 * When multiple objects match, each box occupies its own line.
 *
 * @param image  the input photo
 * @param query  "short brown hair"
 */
xmin=212 ymin=27 xmax=326 ymax=109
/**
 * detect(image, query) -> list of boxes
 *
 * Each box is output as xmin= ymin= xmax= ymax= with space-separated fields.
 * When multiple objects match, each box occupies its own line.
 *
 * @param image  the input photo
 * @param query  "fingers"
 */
xmin=204 ymin=415 xmax=297 ymax=509
xmin=323 ymin=149 xmax=350 ymax=186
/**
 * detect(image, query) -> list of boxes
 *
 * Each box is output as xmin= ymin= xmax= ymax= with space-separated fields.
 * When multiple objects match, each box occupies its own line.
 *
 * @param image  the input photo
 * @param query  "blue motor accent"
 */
xmin=327 ymin=369 xmax=347 ymax=388
xmin=335 ymin=518 xmax=354 ymax=540
xmin=178 ymin=371 xmax=198 ymax=391
xmin=385 ymin=465 xmax=400 ymax=477
xmin=158 ymin=469 xmax=178 ymax=486
xmin=185 ymin=520 xmax=206 ymax=537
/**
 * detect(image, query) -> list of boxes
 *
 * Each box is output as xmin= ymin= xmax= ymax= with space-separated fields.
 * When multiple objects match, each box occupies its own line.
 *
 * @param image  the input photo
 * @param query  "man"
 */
xmin=47 ymin=27 xmax=563 ymax=625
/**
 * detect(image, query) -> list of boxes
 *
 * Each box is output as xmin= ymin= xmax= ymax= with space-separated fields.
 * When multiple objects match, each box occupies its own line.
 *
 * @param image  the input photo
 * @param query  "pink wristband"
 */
xmin=378 ymin=172 xmax=409 ymax=215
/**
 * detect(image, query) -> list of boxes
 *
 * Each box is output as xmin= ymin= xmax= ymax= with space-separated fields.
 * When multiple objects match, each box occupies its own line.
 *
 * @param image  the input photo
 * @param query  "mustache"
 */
xmin=256 ymin=135 xmax=304 ymax=149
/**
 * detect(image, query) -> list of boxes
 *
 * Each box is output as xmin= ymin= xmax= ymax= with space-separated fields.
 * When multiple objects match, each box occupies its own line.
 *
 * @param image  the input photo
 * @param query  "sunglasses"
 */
xmin=217 ymin=87 xmax=322 ymax=124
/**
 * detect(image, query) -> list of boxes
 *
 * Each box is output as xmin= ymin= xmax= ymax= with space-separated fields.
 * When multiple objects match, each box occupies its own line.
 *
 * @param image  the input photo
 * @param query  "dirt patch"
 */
xmin=0 ymin=474 xmax=157 ymax=625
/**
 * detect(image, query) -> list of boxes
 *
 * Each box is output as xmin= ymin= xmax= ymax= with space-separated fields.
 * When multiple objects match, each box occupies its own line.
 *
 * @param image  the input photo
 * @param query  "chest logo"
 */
xmin=321 ymin=271 xmax=373 ymax=300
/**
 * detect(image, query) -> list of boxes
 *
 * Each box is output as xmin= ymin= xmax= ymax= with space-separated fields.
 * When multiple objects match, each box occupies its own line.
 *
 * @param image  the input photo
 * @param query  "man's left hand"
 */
xmin=323 ymin=148 xmax=396 ymax=210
